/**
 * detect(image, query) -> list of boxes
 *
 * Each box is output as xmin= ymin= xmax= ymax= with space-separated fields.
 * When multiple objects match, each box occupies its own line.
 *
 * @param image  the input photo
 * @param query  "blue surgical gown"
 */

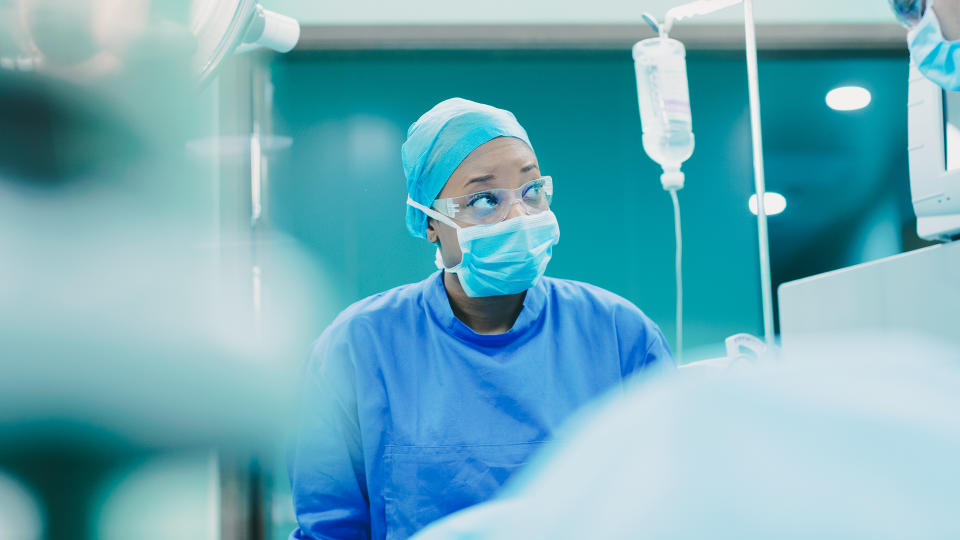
xmin=288 ymin=270 xmax=672 ymax=540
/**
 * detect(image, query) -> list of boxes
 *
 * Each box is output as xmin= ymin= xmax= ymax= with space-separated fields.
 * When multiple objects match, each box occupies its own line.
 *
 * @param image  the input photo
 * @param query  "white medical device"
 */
xmin=907 ymin=62 xmax=960 ymax=241
xmin=193 ymin=0 xmax=301 ymax=83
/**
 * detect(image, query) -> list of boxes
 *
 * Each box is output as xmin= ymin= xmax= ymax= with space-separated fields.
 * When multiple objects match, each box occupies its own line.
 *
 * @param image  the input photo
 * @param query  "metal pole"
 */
xmin=743 ymin=0 xmax=776 ymax=348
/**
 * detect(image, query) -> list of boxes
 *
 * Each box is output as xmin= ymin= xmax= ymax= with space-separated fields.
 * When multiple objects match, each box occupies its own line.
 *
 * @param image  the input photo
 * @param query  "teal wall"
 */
xmin=265 ymin=49 xmax=910 ymax=357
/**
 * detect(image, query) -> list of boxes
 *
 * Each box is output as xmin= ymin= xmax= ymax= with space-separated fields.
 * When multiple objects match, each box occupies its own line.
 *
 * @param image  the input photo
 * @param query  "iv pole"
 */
xmin=742 ymin=0 xmax=776 ymax=349
xmin=664 ymin=0 xmax=776 ymax=350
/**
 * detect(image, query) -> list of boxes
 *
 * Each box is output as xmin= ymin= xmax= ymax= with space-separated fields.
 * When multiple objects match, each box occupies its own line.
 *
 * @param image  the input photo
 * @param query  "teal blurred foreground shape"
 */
xmin=414 ymin=332 xmax=960 ymax=539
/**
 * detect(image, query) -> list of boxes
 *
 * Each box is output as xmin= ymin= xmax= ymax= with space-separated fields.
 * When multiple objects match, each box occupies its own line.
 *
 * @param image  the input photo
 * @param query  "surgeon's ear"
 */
xmin=426 ymin=218 xmax=439 ymax=244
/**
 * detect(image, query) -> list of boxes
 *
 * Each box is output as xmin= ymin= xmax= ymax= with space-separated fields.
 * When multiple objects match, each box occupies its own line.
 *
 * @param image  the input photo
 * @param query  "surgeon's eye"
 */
xmin=467 ymin=192 xmax=500 ymax=210
xmin=522 ymin=180 xmax=545 ymax=200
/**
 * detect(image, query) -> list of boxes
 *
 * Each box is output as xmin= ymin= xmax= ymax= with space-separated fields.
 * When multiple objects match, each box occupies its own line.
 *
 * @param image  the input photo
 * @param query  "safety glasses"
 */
xmin=890 ymin=0 xmax=927 ymax=27
xmin=431 ymin=177 xmax=553 ymax=225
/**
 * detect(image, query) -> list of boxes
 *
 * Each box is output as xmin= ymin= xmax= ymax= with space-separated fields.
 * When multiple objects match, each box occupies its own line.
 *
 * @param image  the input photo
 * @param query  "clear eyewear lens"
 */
xmin=435 ymin=177 xmax=553 ymax=225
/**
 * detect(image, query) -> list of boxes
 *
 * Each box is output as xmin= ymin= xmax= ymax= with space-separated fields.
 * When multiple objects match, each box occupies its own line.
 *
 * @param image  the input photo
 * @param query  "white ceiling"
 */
xmin=265 ymin=0 xmax=898 ymax=26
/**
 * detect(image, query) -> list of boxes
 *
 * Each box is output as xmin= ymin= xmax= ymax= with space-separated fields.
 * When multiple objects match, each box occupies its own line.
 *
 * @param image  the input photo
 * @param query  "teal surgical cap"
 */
xmin=402 ymin=98 xmax=532 ymax=239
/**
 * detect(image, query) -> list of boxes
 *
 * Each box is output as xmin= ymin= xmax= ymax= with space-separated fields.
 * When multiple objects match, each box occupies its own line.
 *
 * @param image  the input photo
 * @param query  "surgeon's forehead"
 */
xmin=455 ymin=137 xmax=536 ymax=176
xmin=435 ymin=137 xmax=539 ymax=199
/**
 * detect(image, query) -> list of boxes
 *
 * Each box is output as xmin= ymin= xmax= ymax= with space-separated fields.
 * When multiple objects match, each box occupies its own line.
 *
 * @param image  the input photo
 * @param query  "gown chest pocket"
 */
xmin=381 ymin=441 xmax=545 ymax=540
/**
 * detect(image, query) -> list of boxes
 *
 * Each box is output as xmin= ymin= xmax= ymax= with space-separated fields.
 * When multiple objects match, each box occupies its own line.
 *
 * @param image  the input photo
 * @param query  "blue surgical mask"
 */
xmin=908 ymin=3 xmax=960 ymax=91
xmin=407 ymin=198 xmax=560 ymax=297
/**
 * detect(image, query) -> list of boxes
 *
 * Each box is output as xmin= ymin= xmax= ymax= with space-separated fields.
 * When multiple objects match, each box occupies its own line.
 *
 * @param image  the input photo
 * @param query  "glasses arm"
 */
xmin=407 ymin=197 xmax=461 ymax=230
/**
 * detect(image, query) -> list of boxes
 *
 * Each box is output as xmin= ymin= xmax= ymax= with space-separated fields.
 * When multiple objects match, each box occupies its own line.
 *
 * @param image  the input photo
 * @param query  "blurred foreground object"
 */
xmin=0 ymin=2 xmax=310 ymax=539
xmin=0 ymin=0 xmax=314 ymax=456
xmin=415 ymin=332 xmax=960 ymax=539
xmin=4 ymin=0 xmax=299 ymax=85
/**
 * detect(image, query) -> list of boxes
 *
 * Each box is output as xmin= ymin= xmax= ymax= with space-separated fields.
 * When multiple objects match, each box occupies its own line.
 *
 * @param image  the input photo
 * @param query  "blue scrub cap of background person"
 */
xmin=402 ymin=98 xmax=532 ymax=240
xmin=889 ymin=0 xmax=926 ymax=27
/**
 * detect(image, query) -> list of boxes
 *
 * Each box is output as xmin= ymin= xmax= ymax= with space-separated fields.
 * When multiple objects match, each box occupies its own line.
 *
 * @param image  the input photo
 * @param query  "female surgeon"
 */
xmin=288 ymin=98 xmax=674 ymax=540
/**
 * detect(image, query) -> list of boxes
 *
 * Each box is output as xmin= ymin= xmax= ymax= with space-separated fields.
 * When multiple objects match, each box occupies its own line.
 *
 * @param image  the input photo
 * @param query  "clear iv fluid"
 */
xmin=633 ymin=38 xmax=695 ymax=171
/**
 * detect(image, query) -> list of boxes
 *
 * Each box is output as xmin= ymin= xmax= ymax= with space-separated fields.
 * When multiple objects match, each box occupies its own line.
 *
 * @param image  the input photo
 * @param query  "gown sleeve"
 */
xmin=614 ymin=302 xmax=675 ymax=377
xmin=288 ymin=323 xmax=372 ymax=540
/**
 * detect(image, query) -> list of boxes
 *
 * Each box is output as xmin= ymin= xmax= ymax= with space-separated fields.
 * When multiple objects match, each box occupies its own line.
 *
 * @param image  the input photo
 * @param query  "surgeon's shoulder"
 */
xmin=541 ymin=277 xmax=674 ymax=371
xmin=544 ymin=278 xmax=662 ymax=348
xmin=308 ymin=279 xmax=428 ymax=362
xmin=539 ymin=276 xmax=658 ymax=329
xmin=336 ymin=279 xmax=426 ymax=326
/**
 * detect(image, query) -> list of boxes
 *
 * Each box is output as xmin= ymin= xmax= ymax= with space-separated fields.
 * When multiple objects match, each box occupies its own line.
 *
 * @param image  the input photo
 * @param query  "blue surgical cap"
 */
xmin=402 ymin=98 xmax=532 ymax=239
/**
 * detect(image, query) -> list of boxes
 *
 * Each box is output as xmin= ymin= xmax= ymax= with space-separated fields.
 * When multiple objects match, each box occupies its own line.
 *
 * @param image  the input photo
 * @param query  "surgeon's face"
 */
xmin=426 ymin=137 xmax=540 ymax=268
xmin=935 ymin=0 xmax=960 ymax=40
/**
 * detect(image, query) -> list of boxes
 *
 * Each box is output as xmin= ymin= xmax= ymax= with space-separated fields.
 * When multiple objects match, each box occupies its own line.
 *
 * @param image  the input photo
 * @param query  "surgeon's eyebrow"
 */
xmin=464 ymin=163 xmax=538 ymax=187
xmin=464 ymin=175 xmax=495 ymax=187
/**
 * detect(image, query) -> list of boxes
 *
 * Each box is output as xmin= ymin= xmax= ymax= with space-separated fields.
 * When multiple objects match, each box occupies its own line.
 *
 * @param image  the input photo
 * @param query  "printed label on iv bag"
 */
xmin=660 ymin=73 xmax=691 ymax=121
xmin=633 ymin=37 xmax=692 ymax=134
xmin=634 ymin=38 xmax=695 ymax=168
xmin=640 ymin=62 xmax=691 ymax=129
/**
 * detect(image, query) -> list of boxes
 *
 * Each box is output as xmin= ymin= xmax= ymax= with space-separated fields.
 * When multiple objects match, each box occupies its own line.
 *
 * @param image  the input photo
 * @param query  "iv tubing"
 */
xmin=669 ymin=187 xmax=683 ymax=364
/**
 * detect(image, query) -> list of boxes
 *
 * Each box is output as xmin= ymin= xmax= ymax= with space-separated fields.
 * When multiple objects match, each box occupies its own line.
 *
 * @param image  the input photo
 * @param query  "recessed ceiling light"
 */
xmin=749 ymin=192 xmax=787 ymax=216
xmin=826 ymin=86 xmax=871 ymax=111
